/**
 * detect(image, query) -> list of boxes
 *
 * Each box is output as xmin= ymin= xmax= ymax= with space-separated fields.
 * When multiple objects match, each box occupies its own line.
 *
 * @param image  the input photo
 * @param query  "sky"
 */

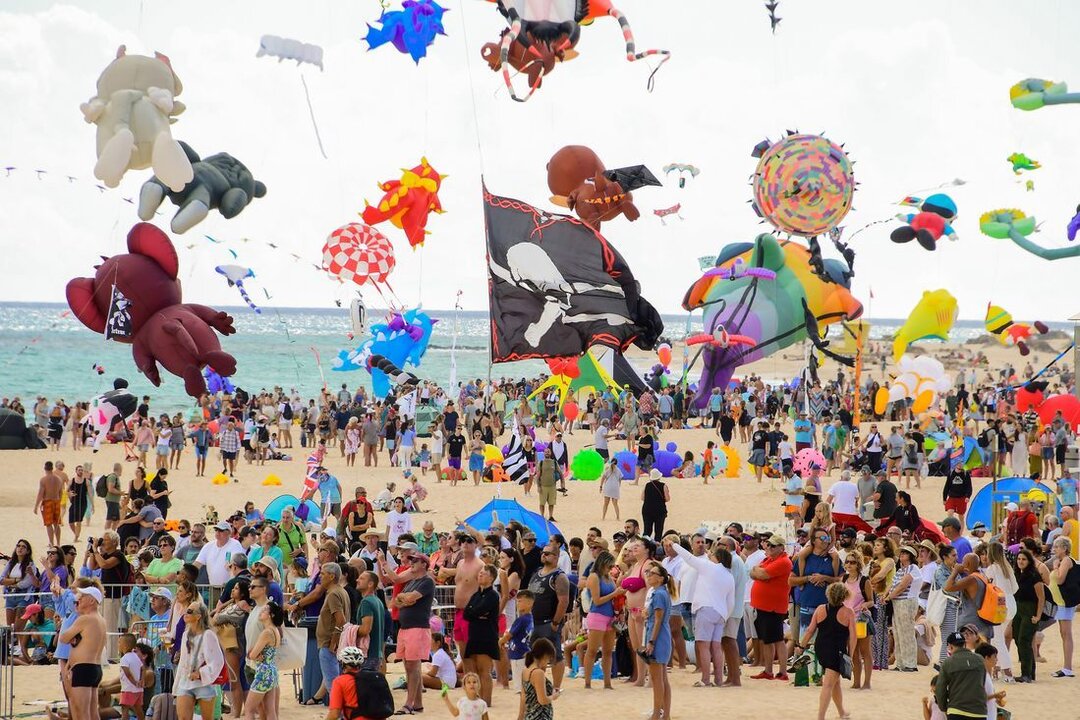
xmin=2 ymin=0 xmax=1080 ymax=321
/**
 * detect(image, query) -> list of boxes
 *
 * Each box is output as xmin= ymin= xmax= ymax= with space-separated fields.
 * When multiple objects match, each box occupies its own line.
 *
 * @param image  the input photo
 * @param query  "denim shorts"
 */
xmin=176 ymin=684 xmax=217 ymax=700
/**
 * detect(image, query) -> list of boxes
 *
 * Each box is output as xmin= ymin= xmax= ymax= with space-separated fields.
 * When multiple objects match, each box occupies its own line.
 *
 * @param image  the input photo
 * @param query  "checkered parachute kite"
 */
xmin=322 ymin=222 xmax=397 ymax=292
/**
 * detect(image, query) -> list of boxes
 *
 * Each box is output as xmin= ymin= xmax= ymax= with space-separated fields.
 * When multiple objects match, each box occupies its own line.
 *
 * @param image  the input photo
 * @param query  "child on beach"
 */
xmin=373 ymin=482 xmax=395 ymax=511
xmin=422 ymin=632 xmax=458 ymax=690
xmin=430 ymin=425 xmax=444 ymax=481
xmin=440 ymin=672 xmax=489 ymax=720
xmin=417 ymin=443 xmax=432 ymax=476
xmin=701 ymin=442 xmax=715 ymax=484
xmin=674 ymin=451 xmax=695 ymax=479
xmin=501 ymin=590 xmax=534 ymax=691
xmin=404 ymin=471 xmax=428 ymax=512
xmin=118 ymin=633 xmax=144 ymax=720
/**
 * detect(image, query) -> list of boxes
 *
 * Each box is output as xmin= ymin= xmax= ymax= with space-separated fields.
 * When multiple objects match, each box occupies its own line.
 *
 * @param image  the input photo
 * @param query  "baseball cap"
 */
xmin=946 ymin=631 xmax=966 ymax=647
xmin=321 ymin=528 xmax=338 ymax=539
xmin=589 ymin=538 xmax=610 ymax=551
xmin=765 ymin=534 xmax=786 ymax=547
xmin=150 ymin=587 xmax=174 ymax=602
xmin=396 ymin=541 xmax=420 ymax=553
xmin=938 ymin=516 xmax=961 ymax=530
xmin=76 ymin=586 xmax=104 ymax=604
xmin=214 ymin=521 xmax=232 ymax=531
xmin=1005 ymin=502 xmax=1018 ymax=512
xmin=840 ymin=527 xmax=858 ymax=538
xmin=971 ymin=521 xmax=987 ymax=533
xmin=20 ymin=603 xmax=42 ymax=620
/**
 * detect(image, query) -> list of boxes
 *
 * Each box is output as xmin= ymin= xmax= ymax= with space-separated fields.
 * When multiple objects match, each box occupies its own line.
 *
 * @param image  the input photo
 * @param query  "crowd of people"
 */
xmin=3 ymin=353 xmax=1080 ymax=720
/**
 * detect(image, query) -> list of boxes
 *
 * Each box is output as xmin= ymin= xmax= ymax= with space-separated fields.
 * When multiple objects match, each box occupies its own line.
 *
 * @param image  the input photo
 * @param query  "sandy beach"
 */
xmin=2 ymin=340 xmax=1076 ymax=719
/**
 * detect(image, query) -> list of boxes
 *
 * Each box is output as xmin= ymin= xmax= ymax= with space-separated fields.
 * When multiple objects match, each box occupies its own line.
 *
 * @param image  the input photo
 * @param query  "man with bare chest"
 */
xmin=35 ymin=461 xmax=63 ymax=547
xmin=439 ymin=533 xmax=483 ymax=656
xmin=58 ymin=585 xmax=107 ymax=720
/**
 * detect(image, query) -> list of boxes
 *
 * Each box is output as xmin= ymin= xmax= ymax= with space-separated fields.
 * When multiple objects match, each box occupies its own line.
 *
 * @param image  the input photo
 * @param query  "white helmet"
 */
xmin=337 ymin=646 xmax=366 ymax=666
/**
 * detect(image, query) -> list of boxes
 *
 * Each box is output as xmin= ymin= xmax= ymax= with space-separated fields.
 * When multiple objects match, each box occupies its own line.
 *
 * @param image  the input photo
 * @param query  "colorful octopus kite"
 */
xmin=361 ymin=158 xmax=446 ymax=249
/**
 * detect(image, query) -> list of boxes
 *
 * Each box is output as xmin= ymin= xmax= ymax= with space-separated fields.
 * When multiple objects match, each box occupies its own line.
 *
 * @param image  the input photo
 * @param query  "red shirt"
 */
xmin=1006 ymin=510 xmax=1038 ymax=546
xmin=751 ymin=553 xmax=793 ymax=614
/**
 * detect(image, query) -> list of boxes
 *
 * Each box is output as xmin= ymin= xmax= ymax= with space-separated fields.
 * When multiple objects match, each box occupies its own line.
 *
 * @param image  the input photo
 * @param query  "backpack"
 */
xmin=282 ymin=403 xmax=293 ymax=421
xmin=1060 ymin=561 xmax=1080 ymax=608
xmin=904 ymin=443 xmax=918 ymax=464
xmin=258 ymin=426 xmax=270 ymax=443
xmin=972 ymin=572 xmax=1007 ymax=625
xmin=347 ymin=669 xmax=395 ymax=719
xmin=977 ymin=430 xmax=990 ymax=449
xmin=95 ymin=474 xmax=110 ymax=499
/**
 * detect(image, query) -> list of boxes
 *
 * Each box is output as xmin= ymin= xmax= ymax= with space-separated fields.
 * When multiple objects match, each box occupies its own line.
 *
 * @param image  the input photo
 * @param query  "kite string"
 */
xmin=300 ymin=74 xmax=329 ymax=160
xmin=454 ymin=0 xmax=487 ymax=170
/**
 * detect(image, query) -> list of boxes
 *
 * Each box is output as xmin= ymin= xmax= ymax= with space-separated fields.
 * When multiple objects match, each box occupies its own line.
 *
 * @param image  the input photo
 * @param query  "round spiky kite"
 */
xmin=751 ymin=133 xmax=855 ymax=237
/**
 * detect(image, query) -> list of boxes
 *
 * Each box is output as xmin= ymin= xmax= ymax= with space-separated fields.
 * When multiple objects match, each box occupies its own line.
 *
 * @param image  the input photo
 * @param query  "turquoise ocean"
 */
xmin=0 ymin=302 xmax=1066 ymax=415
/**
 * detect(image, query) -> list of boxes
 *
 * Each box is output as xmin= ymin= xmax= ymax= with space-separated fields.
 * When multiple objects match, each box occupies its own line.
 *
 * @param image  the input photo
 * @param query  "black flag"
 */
xmin=104 ymin=285 xmax=133 ymax=341
xmin=484 ymin=185 xmax=663 ymax=363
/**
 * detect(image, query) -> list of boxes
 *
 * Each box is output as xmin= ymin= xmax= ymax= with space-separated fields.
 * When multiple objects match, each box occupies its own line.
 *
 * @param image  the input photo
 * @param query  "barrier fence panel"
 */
xmin=0 ymin=627 xmax=12 ymax=720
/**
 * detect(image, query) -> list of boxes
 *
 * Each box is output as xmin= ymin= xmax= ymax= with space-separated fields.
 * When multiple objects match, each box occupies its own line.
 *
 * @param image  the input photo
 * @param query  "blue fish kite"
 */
xmin=364 ymin=0 xmax=448 ymax=64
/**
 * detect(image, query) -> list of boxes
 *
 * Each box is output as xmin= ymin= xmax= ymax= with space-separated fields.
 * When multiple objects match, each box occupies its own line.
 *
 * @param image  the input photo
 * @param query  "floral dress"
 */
xmin=250 ymin=641 xmax=278 ymax=692
xmin=345 ymin=427 xmax=361 ymax=456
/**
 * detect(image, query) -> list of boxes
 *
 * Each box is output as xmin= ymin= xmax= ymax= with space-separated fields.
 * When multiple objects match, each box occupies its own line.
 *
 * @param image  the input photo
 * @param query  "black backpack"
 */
xmin=95 ymin=474 xmax=110 ymax=499
xmin=258 ymin=425 xmax=270 ymax=443
xmin=977 ymin=430 xmax=990 ymax=449
xmin=282 ymin=403 xmax=293 ymax=421
xmin=347 ymin=669 xmax=394 ymax=719
xmin=1061 ymin=562 xmax=1080 ymax=608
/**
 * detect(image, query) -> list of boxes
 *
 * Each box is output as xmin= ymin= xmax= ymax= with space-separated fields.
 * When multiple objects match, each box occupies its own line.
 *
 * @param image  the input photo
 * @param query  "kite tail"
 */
xmin=300 ymin=74 xmax=329 ymax=159
xmin=500 ymin=19 xmax=544 ymax=103
xmin=235 ymin=281 xmax=261 ymax=314
xmin=607 ymin=8 xmax=670 ymax=92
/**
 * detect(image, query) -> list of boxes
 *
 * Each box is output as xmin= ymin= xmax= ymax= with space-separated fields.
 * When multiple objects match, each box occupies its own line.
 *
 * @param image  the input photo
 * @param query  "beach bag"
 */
xmin=276 ymin=627 xmax=307 ymax=671
xmin=926 ymin=578 xmax=950 ymax=626
xmin=95 ymin=474 xmax=109 ymax=499
xmin=347 ymin=669 xmax=395 ymax=720
xmin=839 ymin=652 xmax=852 ymax=680
xmin=1037 ymin=597 xmax=1059 ymax=631
xmin=972 ymin=573 xmax=1008 ymax=625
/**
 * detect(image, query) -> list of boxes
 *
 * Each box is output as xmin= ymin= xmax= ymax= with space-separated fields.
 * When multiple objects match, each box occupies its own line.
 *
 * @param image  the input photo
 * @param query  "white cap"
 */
xmin=76 ymin=586 xmax=104 ymax=604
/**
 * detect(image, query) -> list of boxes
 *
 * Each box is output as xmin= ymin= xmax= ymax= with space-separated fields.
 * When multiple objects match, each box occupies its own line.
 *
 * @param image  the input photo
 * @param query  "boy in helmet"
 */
xmin=327 ymin=646 xmax=394 ymax=720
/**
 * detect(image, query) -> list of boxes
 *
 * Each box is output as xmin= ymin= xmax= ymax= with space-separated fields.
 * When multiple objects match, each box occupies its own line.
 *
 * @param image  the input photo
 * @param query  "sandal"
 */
xmin=301 ymin=698 xmax=321 ymax=706
xmin=692 ymin=680 xmax=713 ymax=687
xmin=394 ymin=709 xmax=415 ymax=716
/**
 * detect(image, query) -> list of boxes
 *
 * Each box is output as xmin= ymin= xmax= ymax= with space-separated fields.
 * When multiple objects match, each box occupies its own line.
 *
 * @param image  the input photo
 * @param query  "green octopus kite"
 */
xmin=980 ymin=209 xmax=1080 ymax=260
xmin=1010 ymin=78 xmax=1080 ymax=111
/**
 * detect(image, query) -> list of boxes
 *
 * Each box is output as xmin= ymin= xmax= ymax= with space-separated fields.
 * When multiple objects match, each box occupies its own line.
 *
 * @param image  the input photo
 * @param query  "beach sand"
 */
xmin=2 ymin=339 xmax=1076 ymax=718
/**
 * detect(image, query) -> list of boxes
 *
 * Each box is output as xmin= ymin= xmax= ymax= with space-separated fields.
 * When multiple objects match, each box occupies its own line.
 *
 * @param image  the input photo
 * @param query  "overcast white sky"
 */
xmin=2 ymin=0 xmax=1079 ymax=321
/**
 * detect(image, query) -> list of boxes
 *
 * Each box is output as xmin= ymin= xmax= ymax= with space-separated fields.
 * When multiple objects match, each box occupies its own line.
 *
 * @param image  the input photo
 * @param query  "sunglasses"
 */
xmin=541 ymin=551 xmax=555 ymax=557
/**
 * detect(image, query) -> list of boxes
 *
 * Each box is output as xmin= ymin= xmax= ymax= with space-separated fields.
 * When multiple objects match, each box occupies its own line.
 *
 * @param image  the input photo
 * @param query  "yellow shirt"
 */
xmin=1064 ymin=518 xmax=1079 ymax=561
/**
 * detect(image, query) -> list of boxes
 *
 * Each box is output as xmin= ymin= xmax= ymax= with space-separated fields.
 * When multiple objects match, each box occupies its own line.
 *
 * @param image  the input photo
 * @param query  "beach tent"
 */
xmin=463 ymin=498 xmax=562 ymax=546
xmin=966 ymin=476 xmax=1060 ymax=532
xmin=263 ymin=494 xmax=323 ymax=526
xmin=0 ymin=408 xmax=44 ymax=450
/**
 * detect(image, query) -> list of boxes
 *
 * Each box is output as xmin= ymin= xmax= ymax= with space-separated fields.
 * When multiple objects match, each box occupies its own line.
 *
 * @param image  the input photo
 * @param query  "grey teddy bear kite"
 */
xmin=138 ymin=142 xmax=266 ymax=234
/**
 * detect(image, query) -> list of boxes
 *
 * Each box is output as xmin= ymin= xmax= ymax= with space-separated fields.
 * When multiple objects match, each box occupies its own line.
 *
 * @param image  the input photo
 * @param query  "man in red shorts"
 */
xmin=942 ymin=466 xmax=972 ymax=528
xmin=437 ymin=533 xmax=483 ymax=657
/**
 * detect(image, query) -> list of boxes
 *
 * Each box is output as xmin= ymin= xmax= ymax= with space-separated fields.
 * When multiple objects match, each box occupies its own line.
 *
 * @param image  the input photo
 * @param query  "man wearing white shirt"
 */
xmin=660 ymin=532 xmax=690 ymax=670
xmin=717 ymin=535 xmax=748 ymax=686
xmin=741 ymin=534 xmax=766 ymax=661
xmin=667 ymin=535 xmax=735 ymax=687
xmin=195 ymin=521 xmax=246 ymax=606
xmin=826 ymin=470 xmax=863 ymax=529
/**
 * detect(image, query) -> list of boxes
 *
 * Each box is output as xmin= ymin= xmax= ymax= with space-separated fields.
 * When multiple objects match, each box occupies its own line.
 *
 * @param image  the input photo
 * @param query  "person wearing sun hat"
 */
xmin=884 ymin=545 xmax=921 ymax=671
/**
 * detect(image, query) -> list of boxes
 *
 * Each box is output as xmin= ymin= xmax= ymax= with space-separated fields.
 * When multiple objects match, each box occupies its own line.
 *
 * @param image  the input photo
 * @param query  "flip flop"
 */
xmin=692 ymin=680 xmax=713 ymax=687
xmin=394 ymin=709 xmax=415 ymax=716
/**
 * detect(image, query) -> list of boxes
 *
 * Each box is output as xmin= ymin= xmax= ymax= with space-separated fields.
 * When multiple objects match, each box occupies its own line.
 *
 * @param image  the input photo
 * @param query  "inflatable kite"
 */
xmin=892 ymin=289 xmax=957 ymax=362
xmin=1010 ymin=78 xmax=1080 ymax=111
xmin=528 ymin=352 xmax=619 ymax=411
xmin=322 ymin=223 xmax=396 ymax=289
xmin=203 ymin=367 xmax=236 ymax=395
xmin=874 ymin=354 xmax=952 ymax=415
xmin=85 ymin=378 xmax=138 ymax=435
xmin=1068 ymin=206 xmax=1080 ymax=241
xmin=80 ymin=46 xmax=193 ymax=192
xmin=1007 ymin=153 xmax=1041 ymax=174
xmin=361 ymin=158 xmax=445 ymax=249
xmin=256 ymin=35 xmax=324 ymax=69
xmin=364 ymin=0 xmax=447 ymax=63
xmin=65 ymin=223 xmax=237 ymax=398
xmin=215 ymin=265 xmax=260 ymax=314
xmin=980 ymin=209 xmax=1080 ymax=261
xmin=891 ymin=194 xmax=957 ymax=252
xmin=765 ymin=1 xmax=781 ymax=33
xmin=0 ymin=408 xmax=45 ymax=451
xmin=751 ymin=133 xmax=855 ymax=237
xmin=481 ymin=0 xmax=670 ymax=102
xmin=137 ymin=143 xmax=266 ymax=234
xmin=654 ymin=204 xmax=683 ymax=225
xmin=366 ymin=354 xmax=419 ymax=389
xmin=984 ymin=304 xmax=1049 ymax=356
xmin=702 ymin=258 xmax=777 ymax=281
xmin=484 ymin=185 xmax=664 ymax=361
xmin=333 ymin=308 xmax=436 ymax=398
xmin=681 ymin=234 xmax=862 ymax=407
xmin=546 ymin=146 xmax=659 ymax=230
xmin=662 ymin=163 xmax=700 ymax=189
xmin=792 ymin=448 xmax=826 ymax=476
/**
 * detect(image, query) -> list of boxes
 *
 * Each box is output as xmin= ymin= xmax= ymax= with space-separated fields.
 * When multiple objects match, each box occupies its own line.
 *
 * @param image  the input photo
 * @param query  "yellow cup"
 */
xmin=856 ymin=620 xmax=867 ymax=639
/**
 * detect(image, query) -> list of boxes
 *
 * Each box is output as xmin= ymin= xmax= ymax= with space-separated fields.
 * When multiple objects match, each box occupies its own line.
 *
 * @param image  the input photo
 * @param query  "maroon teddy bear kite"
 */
xmin=66 ymin=222 xmax=237 ymax=398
